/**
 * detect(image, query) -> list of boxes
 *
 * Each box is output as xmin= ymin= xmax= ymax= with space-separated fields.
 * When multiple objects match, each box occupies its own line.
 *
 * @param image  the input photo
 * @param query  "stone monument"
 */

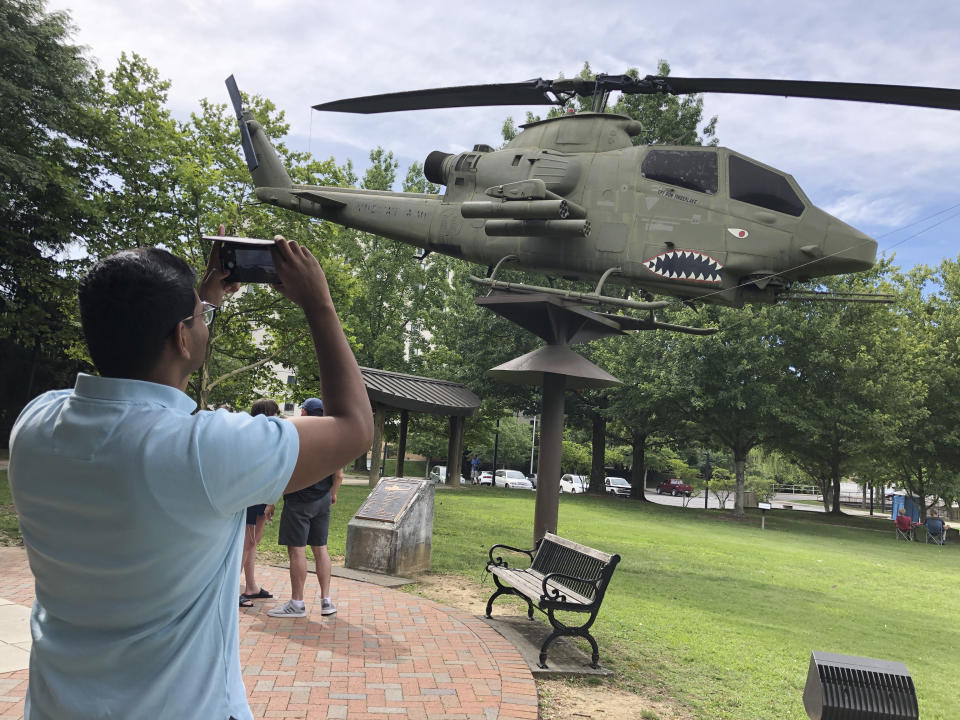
xmin=345 ymin=477 xmax=434 ymax=576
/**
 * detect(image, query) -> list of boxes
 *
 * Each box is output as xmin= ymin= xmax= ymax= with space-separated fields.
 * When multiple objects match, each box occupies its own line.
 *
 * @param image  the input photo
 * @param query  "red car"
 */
xmin=658 ymin=478 xmax=693 ymax=496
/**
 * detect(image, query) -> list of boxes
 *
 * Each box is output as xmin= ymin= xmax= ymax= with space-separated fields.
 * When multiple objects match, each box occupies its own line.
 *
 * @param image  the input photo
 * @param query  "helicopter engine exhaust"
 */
xmin=424 ymin=151 xmax=453 ymax=185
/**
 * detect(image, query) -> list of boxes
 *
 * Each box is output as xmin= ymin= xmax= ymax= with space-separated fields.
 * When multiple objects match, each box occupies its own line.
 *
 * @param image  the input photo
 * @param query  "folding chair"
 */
xmin=895 ymin=523 xmax=914 ymax=542
xmin=924 ymin=521 xmax=946 ymax=545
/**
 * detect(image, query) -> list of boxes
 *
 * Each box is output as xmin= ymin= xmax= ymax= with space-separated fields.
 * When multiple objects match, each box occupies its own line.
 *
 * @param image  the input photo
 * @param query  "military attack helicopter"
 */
xmin=226 ymin=74 xmax=960 ymax=311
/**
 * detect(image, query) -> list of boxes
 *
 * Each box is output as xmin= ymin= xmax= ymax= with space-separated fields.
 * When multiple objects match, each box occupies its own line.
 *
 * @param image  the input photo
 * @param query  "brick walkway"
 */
xmin=0 ymin=549 xmax=538 ymax=719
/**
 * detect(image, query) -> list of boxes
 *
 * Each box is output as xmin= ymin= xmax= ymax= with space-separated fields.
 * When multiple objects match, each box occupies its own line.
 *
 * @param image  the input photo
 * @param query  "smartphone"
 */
xmin=204 ymin=236 xmax=278 ymax=283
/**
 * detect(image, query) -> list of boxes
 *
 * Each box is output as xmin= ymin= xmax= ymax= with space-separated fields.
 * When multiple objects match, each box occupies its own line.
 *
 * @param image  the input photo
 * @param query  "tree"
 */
xmin=870 ymin=261 xmax=960 ymax=519
xmin=598 ymin=313 xmax=693 ymax=501
xmin=0 ymin=0 xmax=96 ymax=440
xmin=768 ymin=266 xmax=909 ymax=514
xmin=672 ymin=304 xmax=783 ymax=517
xmin=82 ymin=55 xmax=354 ymax=411
xmin=710 ymin=468 xmax=736 ymax=509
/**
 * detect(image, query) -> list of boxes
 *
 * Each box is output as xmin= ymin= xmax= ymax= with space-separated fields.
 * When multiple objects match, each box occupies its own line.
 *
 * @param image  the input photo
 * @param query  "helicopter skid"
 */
xmin=469 ymin=275 xmax=669 ymax=311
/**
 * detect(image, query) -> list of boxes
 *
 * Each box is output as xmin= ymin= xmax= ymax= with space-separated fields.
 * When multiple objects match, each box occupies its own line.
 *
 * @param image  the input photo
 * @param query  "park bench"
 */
xmin=485 ymin=532 xmax=620 ymax=669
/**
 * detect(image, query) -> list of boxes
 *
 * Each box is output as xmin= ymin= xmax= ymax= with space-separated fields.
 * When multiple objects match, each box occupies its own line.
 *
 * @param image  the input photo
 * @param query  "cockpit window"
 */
xmin=729 ymin=155 xmax=804 ymax=216
xmin=642 ymin=150 xmax=717 ymax=195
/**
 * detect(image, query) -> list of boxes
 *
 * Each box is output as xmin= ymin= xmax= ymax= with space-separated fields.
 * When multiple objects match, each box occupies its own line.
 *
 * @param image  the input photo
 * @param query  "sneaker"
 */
xmin=320 ymin=598 xmax=337 ymax=616
xmin=267 ymin=600 xmax=306 ymax=618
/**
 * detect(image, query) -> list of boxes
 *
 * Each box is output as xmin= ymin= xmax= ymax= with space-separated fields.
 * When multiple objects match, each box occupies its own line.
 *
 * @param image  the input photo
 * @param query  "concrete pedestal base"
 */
xmin=345 ymin=477 xmax=434 ymax=575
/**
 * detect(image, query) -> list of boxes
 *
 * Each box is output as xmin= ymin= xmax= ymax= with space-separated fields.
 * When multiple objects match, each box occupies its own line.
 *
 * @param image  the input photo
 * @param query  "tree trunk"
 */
xmin=733 ymin=451 xmax=746 ymax=517
xmin=630 ymin=429 xmax=648 ymax=502
xmin=830 ymin=457 xmax=842 ymax=515
xmin=913 ymin=467 xmax=927 ymax=522
xmin=590 ymin=411 xmax=605 ymax=494
xmin=819 ymin=479 xmax=831 ymax=511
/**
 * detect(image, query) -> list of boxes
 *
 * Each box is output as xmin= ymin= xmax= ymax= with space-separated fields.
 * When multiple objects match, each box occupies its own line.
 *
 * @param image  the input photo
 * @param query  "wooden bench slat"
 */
xmin=491 ymin=567 xmax=593 ymax=606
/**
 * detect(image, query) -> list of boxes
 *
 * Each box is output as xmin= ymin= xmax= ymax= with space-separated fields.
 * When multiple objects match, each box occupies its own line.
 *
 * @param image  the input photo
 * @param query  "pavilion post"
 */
xmin=369 ymin=403 xmax=386 ymax=487
xmin=446 ymin=415 xmax=465 ymax=487
xmin=396 ymin=409 xmax=409 ymax=477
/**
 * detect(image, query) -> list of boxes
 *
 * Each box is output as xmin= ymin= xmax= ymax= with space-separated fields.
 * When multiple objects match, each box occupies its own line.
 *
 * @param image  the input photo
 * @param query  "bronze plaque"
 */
xmin=355 ymin=479 xmax=420 ymax=523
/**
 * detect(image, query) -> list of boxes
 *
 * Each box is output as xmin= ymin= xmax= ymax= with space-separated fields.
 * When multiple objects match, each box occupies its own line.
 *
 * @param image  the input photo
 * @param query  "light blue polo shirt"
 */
xmin=9 ymin=374 xmax=299 ymax=720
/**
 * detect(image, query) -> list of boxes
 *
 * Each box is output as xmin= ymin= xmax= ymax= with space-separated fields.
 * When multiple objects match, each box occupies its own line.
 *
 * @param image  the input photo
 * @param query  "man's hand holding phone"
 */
xmin=199 ymin=225 xmax=241 ymax=305
xmin=270 ymin=236 xmax=332 ymax=314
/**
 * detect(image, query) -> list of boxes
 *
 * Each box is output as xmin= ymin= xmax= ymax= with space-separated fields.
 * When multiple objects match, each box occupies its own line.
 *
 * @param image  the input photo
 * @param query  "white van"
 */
xmin=560 ymin=474 xmax=587 ymax=493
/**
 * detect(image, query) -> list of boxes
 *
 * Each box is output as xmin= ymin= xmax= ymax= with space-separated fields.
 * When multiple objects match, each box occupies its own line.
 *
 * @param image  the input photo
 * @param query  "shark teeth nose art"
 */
xmin=644 ymin=250 xmax=723 ymax=284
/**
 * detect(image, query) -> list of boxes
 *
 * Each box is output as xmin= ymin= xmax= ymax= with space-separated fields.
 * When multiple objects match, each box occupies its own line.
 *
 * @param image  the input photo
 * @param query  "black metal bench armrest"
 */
xmin=487 ymin=543 xmax=535 ymax=568
xmin=540 ymin=571 xmax=602 ymax=605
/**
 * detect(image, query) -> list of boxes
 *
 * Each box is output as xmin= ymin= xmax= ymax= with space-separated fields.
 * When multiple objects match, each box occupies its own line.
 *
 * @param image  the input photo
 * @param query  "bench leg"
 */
xmin=541 ymin=608 xmax=603 ymax=669
xmin=485 ymin=574 xmax=535 ymax=619
xmin=538 ymin=630 xmax=560 ymax=669
xmin=485 ymin=586 xmax=510 ymax=618
xmin=586 ymin=633 xmax=600 ymax=669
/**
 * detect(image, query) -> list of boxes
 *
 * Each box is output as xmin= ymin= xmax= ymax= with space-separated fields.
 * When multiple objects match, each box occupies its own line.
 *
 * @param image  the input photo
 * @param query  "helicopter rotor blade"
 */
xmin=624 ymin=75 xmax=960 ymax=112
xmin=314 ymin=73 xmax=960 ymax=114
xmin=313 ymin=79 xmax=566 ymax=113
xmin=225 ymin=75 xmax=259 ymax=171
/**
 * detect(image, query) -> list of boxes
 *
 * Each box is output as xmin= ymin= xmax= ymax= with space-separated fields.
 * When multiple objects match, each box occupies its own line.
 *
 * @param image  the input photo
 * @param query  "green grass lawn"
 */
xmin=4 ymin=472 xmax=957 ymax=718
xmin=283 ymin=484 xmax=960 ymax=720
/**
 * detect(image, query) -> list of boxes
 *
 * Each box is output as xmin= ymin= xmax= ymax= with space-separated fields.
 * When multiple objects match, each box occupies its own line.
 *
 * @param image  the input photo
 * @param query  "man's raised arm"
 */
xmin=267 ymin=237 xmax=373 ymax=492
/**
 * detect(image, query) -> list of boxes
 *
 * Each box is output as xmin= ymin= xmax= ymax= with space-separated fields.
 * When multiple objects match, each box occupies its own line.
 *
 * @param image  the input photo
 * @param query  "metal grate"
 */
xmin=803 ymin=651 xmax=918 ymax=720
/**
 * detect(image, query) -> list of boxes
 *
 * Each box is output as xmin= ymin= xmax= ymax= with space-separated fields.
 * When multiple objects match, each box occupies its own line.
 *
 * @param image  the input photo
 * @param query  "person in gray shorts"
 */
xmin=268 ymin=398 xmax=342 ymax=618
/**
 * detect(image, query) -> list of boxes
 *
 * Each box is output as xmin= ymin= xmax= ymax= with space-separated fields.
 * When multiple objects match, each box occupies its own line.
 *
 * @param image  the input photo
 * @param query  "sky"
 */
xmin=47 ymin=0 xmax=960 ymax=272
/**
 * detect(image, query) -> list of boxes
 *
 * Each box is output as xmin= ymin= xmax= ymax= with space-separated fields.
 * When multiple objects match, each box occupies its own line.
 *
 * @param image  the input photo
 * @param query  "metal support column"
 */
xmin=533 ymin=372 xmax=565 ymax=543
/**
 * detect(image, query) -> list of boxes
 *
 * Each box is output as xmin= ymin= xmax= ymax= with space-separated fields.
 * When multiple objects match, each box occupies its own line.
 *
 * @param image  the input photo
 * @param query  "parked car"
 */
xmin=527 ymin=473 xmax=537 ymax=489
xmin=657 ymin=478 xmax=692 ymax=496
xmin=560 ymin=474 xmax=587 ymax=494
xmin=477 ymin=470 xmax=494 ymax=486
xmin=495 ymin=469 xmax=534 ymax=489
xmin=604 ymin=476 xmax=632 ymax=496
xmin=428 ymin=465 xmax=465 ymax=485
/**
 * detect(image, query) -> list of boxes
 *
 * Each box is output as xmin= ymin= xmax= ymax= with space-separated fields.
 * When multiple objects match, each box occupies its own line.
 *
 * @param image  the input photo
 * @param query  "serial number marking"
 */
xmin=355 ymin=202 xmax=429 ymax=220
xmin=656 ymin=187 xmax=699 ymax=205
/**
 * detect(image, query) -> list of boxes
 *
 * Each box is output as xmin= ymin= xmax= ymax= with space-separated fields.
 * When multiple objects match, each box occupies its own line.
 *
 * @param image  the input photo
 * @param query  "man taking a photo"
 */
xmin=9 ymin=235 xmax=372 ymax=720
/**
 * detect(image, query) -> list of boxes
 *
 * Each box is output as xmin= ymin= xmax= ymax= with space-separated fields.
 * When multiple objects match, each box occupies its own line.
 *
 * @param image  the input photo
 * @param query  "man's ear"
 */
xmin=172 ymin=321 xmax=191 ymax=360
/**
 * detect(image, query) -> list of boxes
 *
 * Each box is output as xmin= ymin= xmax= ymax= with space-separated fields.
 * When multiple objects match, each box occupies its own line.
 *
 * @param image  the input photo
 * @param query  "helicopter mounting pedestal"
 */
xmin=476 ymin=293 xmax=625 ymax=544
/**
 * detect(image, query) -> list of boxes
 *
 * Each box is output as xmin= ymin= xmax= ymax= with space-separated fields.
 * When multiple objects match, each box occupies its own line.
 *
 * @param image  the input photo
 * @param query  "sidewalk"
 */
xmin=0 ymin=548 xmax=538 ymax=720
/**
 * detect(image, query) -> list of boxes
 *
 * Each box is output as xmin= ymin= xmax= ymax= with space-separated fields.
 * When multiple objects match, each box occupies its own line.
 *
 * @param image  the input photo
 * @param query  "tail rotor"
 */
xmin=225 ymin=75 xmax=259 ymax=171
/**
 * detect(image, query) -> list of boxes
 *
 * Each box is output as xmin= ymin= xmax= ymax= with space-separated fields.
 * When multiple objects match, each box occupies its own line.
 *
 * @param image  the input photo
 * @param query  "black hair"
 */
xmin=78 ymin=247 xmax=197 ymax=378
xmin=250 ymin=398 xmax=280 ymax=417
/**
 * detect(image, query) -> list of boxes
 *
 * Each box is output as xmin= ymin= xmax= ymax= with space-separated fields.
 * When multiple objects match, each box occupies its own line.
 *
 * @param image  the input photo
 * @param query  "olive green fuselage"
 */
xmin=251 ymin=112 xmax=876 ymax=307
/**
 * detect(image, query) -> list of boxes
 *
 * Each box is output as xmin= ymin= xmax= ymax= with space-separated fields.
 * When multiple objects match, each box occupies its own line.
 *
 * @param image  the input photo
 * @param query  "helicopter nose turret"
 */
xmin=820 ymin=218 xmax=878 ymax=275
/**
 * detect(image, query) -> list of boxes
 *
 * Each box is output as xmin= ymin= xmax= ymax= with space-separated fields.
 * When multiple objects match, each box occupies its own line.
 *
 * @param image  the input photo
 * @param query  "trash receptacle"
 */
xmin=743 ymin=490 xmax=758 ymax=508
